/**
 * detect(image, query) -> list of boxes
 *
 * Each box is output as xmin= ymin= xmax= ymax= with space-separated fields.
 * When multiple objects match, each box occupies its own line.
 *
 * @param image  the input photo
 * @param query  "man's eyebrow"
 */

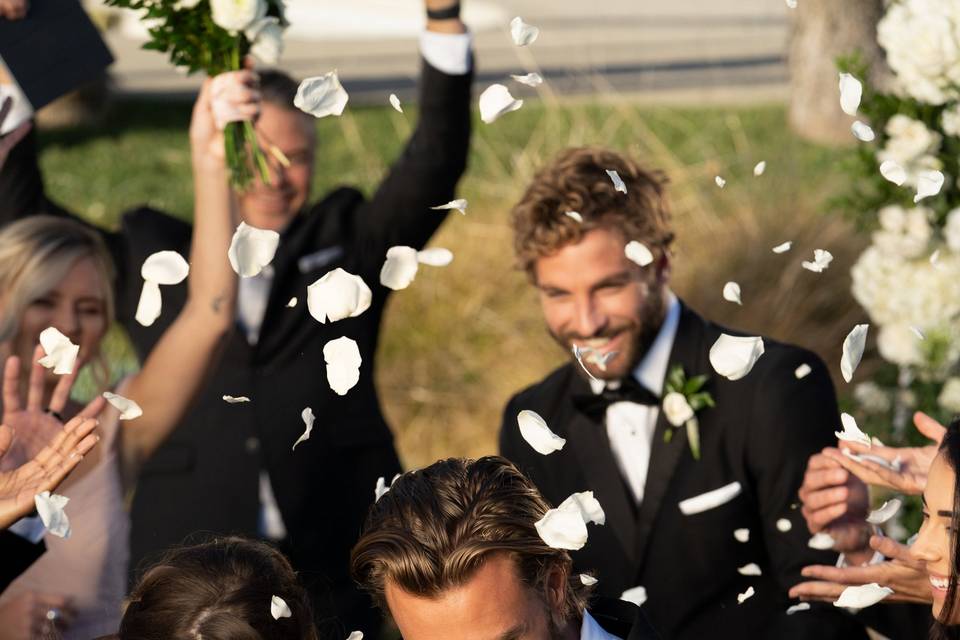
xmin=498 ymin=622 xmax=527 ymax=640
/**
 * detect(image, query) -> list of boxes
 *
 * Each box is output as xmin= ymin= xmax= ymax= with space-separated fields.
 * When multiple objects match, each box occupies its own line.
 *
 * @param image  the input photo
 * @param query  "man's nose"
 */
xmin=572 ymin=297 xmax=606 ymax=339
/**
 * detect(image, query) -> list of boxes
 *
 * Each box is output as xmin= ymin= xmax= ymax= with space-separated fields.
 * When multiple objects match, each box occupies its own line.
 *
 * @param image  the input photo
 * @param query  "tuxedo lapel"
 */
xmin=632 ymin=304 xmax=706 ymax=568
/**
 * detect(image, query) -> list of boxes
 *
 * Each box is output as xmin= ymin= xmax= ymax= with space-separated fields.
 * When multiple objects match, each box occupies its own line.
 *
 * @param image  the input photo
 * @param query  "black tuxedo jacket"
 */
xmin=0 ymin=531 xmax=44 ymax=594
xmin=500 ymin=303 xmax=868 ymax=639
xmin=0 ymin=59 xmax=471 ymax=635
xmin=591 ymin=598 xmax=660 ymax=639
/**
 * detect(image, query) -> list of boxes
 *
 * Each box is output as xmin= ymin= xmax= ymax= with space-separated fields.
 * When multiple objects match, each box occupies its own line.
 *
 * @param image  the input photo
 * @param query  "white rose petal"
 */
xmin=838 ymin=73 xmax=863 ymax=116
xmin=389 ymin=94 xmax=403 ymax=113
xmin=37 ymin=327 xmax=80 ymax=375
xmin=794 ymin=364 xmax=812 ymax=379
xmin=914 ymin=170 xmax=945 ymax=203
xmin=833 ymin=583 xmax=893 ymax=609
xmin=851 ymin=121 xmax=875 ymax=142
xmin=678 ymin=481 xmax=742 ymax=515
xmin=662 ymin=392 xmax=695 ymax=428
xmin=801 ymin=249 xmax=834 ymax=273
xmin=535 ymin=504 xmax=589 ymax=550
xmin=580 ymin=574 xmax=598 ymax=586
xmin=34 ymin=491 xmax=70 ymax=538
xmin=511 ymin=72 xmax=543 ymax=87
xmin=292 ymin=407 xmax=315 ymax=450
xmin=715 ymin=176 xmax=726 ymax=188
xmin=842 ymin=448 xmax=902 ymax=472
xmin=753 ymin=161 xmax=767 ymax=176
xmin=479 ymin=84 xmax=523 ymax=124
xmin=223 ymin=395 xmax=251 ymax=404
xmin=835 ymin=412 xmax=871 ymax=448
xmin=323 ymin=337 xmax=362 ymax=396
xmin=723 ymin=282 xmax=742 ymax=305
xmin=606 ymin=169 xmax=627 ymax=194
xmin=374 ymin=477 xmax=390 ymax=502
xmin=565 ymin=211 xmax=583 ymax=223
xmin=307 ymin=268 xmax=372 ymax=323
xmin=841 ymin=324 xmax=869 ymax=383
xmin=346 ymin=633 xmax=363 ymax=640
xmin=624 ymin=241 xmax=654 ymax=267
xmin=776 ymin=518 xmax=792 ymax=532
xmin=879 ymin=160 xmax=908 ymax=186
xmin=228 ymin=222 xmax=280 ymax=278
xmin=270 ymin=594 xmax=292 ymax=619
xmin=738 ymin=586 xmax=755 ymax=604
xmin=787 ymin=603 xmax=811 ymax=615
xmin=517 ymin=410 xmax=566 ymax=455
xmin=295 ymin=71 xmax=349 ymax=119
xmin=417 ymin=248 xmax=454 ymax=267
xmin=620 ymin=585 xmax=647 ymax=606
xmin=709 ymin=334 xmax=765 ymax=381
xmin=808 ymin=532 xmax=836 ymax=550
xmin=135 ymin=280 xmax=163 ymax=327
xmin=210 ymin=0 xmax=266 ymax=32
xmin=247 ymin=16 xmax=284 ymax=65
xmin=910 ymin=326 xmax=925 ymax=340
xmin=380 ymin=246 xmax=420 ymax=291
xmin=287 ymin=297 xmax=297 ymax=308
xmin=772 ymin=241 xmax=793 ymax=254
xmin=572 ymin=345 xmax=601 ymax=383
xmin=141 ymin=251 xmax=190 ymax=285
xmin=867 ymin=498 xmax=903 ymax=525
xmin=431 ymin=199 xmax=468 ymax=215
xmin=510 ymin=16 xmax=540 ymax=46
xmin=734 ymin=528 xmax=750 ymax=543
xmin=559 ymin=491 xmax=606 ymax=525
xmin=102 ymin=391 xmax=143 ymax=420
xmin=738 ymin=563 xmax=762 ymax=576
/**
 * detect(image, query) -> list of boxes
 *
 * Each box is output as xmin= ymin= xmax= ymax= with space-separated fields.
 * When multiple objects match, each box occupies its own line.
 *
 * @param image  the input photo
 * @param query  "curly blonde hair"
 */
xmin=511 ymin=147 xmax=675 ymax=279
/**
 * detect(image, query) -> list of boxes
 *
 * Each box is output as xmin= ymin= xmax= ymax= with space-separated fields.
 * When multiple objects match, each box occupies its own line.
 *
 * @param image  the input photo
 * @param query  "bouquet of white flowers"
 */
xmin=106 ymin=0 xmax=288 ymax=187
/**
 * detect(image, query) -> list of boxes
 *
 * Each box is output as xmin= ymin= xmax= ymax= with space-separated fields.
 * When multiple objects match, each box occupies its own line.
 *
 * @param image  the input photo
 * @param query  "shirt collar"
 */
xmin=589 ymin=290 xmax=681 ymax=395
xmin=580 ymin=610 xmax=624 ymax=640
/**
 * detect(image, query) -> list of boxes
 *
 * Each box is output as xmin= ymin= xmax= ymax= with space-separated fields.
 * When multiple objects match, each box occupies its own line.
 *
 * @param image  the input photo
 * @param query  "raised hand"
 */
xmin=788 ymin=535 xmax=931 ymax=604
xmin=798 ymin=452 xmax=870 ymax=534
xmin=191 ymin=66 xmax=260 ymax=170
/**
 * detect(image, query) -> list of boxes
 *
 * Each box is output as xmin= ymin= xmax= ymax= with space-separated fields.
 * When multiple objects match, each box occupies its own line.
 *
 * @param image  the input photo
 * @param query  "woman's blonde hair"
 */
xmin=0 ymin=216 xmax=116 ymax=386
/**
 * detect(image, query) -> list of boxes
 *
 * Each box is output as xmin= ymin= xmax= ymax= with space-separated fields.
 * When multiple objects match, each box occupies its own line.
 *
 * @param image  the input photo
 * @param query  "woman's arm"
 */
xmin=120 ymin=71 xmax=259 ymax=477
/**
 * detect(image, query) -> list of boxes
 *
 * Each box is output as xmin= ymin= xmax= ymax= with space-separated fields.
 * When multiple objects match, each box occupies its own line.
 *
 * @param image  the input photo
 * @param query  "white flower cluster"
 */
xmin=207 ymin=0 xmax=285 ymax=64
xmin=876 ymin=115 xmax=942 ymax=188
xmin=877 ymin=0 xmax=960 ymax=105
xmin=871 ymin=204 xmax=932 ymax=259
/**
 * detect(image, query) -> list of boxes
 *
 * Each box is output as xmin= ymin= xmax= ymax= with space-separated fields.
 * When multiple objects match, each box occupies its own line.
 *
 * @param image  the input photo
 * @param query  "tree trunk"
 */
xmin=788 ymin=0 xmax=887 ymax=144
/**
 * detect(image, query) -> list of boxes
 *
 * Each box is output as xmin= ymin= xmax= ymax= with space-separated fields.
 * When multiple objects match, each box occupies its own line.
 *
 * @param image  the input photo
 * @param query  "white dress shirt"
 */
xmin=589 ymin=292 xmax=680 ymax=504
xmin=581 ymin=610 xmax=623 ymax=640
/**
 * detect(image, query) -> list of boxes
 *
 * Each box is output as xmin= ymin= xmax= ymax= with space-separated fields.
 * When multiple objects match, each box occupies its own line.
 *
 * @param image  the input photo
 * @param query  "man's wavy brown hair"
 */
xmin=350 ymin=457 xmax=592 ymax=628
xmin=511 ymin=147 xmax=675 ymax=279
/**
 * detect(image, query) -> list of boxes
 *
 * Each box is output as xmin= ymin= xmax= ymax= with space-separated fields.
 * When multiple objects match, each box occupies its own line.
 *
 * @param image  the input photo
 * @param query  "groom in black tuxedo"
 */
xmin=499 ymin=148 xmax=868 ymax=639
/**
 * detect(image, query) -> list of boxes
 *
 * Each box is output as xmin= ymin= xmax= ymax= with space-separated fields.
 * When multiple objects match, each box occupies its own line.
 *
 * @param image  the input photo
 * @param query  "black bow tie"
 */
xmin=572 ymin=376 xmax=661 ymax=421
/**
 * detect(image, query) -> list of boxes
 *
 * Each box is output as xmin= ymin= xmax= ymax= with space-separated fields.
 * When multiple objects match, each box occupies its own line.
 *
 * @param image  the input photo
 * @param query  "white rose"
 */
xmin=211 ymin=0 xmax=266 ymax=33
xmin=878 ymin=205 xmax=906 ymax=233
xmin=174 ymin=0 xmax=202 ymax=9
xmin=246 ymin=16 xmax=284 ymax=64
xmin=662 ymin=392 xmax=695 ymax=427
xmin=854 ymin=382 xmax=892 ymax=414
xmin=939 ymin=377 xmax=960 ymax=413
xmin=942 ymin=103 xmax=960 ymax=137
xmin=879 ymin=115 xmax=941 ymax=165
xmin=945 ymin=208 xmax=960 ymax=252
xmin=877 ymin=323 xmax=923 ymax=366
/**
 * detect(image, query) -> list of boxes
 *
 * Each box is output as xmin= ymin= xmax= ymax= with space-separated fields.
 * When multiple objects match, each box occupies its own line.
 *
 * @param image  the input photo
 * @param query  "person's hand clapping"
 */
xmin=0 ymin=97 xmax=32 ymax=172
xmin=190 ymin=66 xmax=260 ymax=172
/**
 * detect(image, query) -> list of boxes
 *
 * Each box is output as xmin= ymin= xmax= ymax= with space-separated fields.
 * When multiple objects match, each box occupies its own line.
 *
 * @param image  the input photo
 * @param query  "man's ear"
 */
xmin=544 ymin=562 xmax=569 ymax=611
xmin=654 ymin=251 xmax=672 ymax=285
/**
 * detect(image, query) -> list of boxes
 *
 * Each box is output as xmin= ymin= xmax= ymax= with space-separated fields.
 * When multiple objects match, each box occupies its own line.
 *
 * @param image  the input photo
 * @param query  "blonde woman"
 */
xmin=0 ymin=70 xmax=258 ymax=639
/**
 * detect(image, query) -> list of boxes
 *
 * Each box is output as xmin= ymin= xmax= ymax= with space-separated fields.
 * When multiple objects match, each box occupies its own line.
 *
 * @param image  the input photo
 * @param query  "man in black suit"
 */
xmin=498 ymin=147 xmax=868 ymax=638
xmin=0 ymin=1 xmax=472 ymax=634
xmin=351 ymin=456 xmax=660 ymax=640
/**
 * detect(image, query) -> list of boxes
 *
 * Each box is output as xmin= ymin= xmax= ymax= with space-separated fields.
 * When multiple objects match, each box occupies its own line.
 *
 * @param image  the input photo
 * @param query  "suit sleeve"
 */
xmin=350 ymin=59 xmax=473 ymax=276
xmin=0 ymin=531 xmax=45 ymax=594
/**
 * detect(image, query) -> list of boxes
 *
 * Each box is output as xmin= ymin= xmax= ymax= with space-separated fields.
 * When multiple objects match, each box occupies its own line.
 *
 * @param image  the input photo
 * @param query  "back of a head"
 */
xmin=351 ymin=456 xmax=590 ymax=624
xmin=119 ymin=537 xmax=317 ymax=640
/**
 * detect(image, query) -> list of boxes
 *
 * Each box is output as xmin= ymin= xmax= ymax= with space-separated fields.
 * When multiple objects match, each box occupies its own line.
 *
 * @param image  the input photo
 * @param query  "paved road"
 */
xmin=99 ymin=0 xmax=793 ymax=104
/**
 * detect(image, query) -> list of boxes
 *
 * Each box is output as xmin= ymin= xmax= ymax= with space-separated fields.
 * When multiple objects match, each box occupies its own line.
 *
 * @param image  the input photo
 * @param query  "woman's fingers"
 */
xmin=788 ymin=580 xmax=845 ymax=602
xmin=47 ymin=367 xmax=80 ymax=415
xmin=2 ymin=355 xmax=21 ymax=413
xmin=77 ymin=395 xmax=106 ymax=421
xmin=914 ymin=411 xmax=946 ymax=445
xmin=25 ymin=345 xmax=46 ymax=411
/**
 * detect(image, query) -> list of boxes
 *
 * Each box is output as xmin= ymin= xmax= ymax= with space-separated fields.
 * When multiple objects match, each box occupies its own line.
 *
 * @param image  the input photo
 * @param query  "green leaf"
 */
xmin=686 ymin=418 xmax=701 ymax=461
xmin=683 ymin=374 xmax=708 ymax=395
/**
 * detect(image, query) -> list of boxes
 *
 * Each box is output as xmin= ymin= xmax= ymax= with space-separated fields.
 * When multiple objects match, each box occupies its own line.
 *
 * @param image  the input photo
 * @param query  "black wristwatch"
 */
xmin=426 ymin=2 xmax=460 ymax=20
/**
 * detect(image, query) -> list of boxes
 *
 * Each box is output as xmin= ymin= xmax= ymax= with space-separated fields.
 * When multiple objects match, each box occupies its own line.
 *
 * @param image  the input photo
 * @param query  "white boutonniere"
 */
xmin=662 ymin=365 xmax=715 ymax=460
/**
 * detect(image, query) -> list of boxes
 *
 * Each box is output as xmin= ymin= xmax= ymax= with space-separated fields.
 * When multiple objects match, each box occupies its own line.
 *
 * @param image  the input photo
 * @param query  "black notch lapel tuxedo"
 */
xmin=501 ymin=303 xmax=869 ymax=639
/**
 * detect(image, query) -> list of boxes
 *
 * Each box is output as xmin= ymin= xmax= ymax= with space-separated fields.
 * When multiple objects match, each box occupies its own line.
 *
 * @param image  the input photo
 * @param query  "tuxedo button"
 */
xmin=245 ymin=437 xmax=260 ymax=453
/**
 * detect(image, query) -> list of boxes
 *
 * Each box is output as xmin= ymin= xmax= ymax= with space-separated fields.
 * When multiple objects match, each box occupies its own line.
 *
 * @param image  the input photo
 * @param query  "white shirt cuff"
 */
xmin=419 ymin=31 xmax=473 ymax=76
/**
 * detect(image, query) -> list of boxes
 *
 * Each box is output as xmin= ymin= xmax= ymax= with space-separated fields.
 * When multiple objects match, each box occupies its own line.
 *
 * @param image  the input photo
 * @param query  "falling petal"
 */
xmin=776 ymin=518 xmax=792 ymax=532
xmin=511 ymin=72 xmax=543 ymax=87
xmin=294 ymin=71 xmax=349 ymax=118
xmin=787 ymin=602 xmax=811 ymax=615
xmin=625 ymin=241 xmax=654 ymax=267
xmin=223 ymin=395 xmax=251 ymax=403
xmin=535 ymin=503 xmax=589 ymax=550
xmin=560 ymin=491 xmax=605 ymax=525
xmin=565 ymin=211 xmax=583 ymax=223
xmin=431 ymin=199 xmax=468 ymax=215
xmin=380 ymin=246 xmax=420 ymax=291
xmin=723 ymin=282 xmax=742 ymax=305
xmin=842 ymin=447 xmax=901 ymax=471
xmin=517 ymin=410 xmax=566 ymax=455
xmin=287 ymin=297 xmax=297 ymax=307
xmin=228 ymin=222 xmax=280 ymax=278
xmin=753 ymin=161 xmax=767 ymax=176
xmin=910 ymin=326 xmax=925 ymax=340
xmin=374 ymin=477 xmax=390 ymax=502
xmin=572 ymin=345 xmax=601 ymax=383
xmin=835 ymin=412 xmax=871 ymax=448
xmin=738 ymin=586 xmax=755 ymax=604
xmin=479 ymin=84 xmax=523 ymax=124
xmin=738 ymin=563 xmax=762 ymax=576
xmin=307 ymin=268 xmax=372 ymax=323
xmin=510 ymin=16 xmax=540 ymax=46
xmin=866 ymin=498 xmax=902 ymax=525
xmin=389 ymin=93 xmax=403 ymax=113
xmin=914 ymin=170 xmax=945 ymax=203
xmin=715 ymin=176 xmax=726 ymax=188
xmin=833 ymin=583 xmax=893 ymax=609
xmin=620 ymin=585 xmax=647 ymax=606
xmin=678 ymin=481 xmax=742 ymax=515
xmin=851 ymin=121 xmax=875 ymax=142
xmin=270 ymin=595 xmax=292 ymax=619
xmin=838 ymin=73 xmax=863 ymax=116
xmin=141 ymin=251 xmax=190 ymax=285
xmin=417 ymin=248 xmax=454 ymax=267
xmin=346 ymin=633 xmax=363 ymax=640
xmin=135 ymin=280 xmax=163 ymax=327
xmin=585 ymin=349 xmax=618 ymax=372
xmin=795 ymin=364 xmax=812 ymax=379
xmin=102 ymin=391 xmax=143 ymax=420
xmin=841 ymin=324 xmax=869 ymax=383
xmin=37 ymin=327 xmax=80 ymax=375
xmin=606 ymin=169 xmax=627 ymax=194
xmin=323 ymin=337 xmax=362 ymax=396
xmin=772 ymin=241 xmax=793 ymax=254
xmin=34 ymin=491 xmax=70 ymax=538
xmin=808 ymin=532 xmax=836 ymax=550
xmin=801 ymin=249 xmax=833 ymax=273
xmin=734 ymin=528 xmax=750 ymax=543
xmin=710 ymin=334 xmax=765 ymax=381
xmin=580 ymin=574 xmax=598 ymax=586
xmin=292 ymin=407 xmax=315 ymax=450
xmin=879 ymin=160 xmax=907 ymax=186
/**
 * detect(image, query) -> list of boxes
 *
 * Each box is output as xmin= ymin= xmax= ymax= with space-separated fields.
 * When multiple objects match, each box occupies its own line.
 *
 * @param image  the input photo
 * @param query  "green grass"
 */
xmin=39 ymin=97 xmax=865 ymax=468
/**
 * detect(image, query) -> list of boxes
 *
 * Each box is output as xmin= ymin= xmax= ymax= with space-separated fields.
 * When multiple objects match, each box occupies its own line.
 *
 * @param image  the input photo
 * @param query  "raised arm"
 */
xmin=120 ymin=72 xmax=255 ymax=477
